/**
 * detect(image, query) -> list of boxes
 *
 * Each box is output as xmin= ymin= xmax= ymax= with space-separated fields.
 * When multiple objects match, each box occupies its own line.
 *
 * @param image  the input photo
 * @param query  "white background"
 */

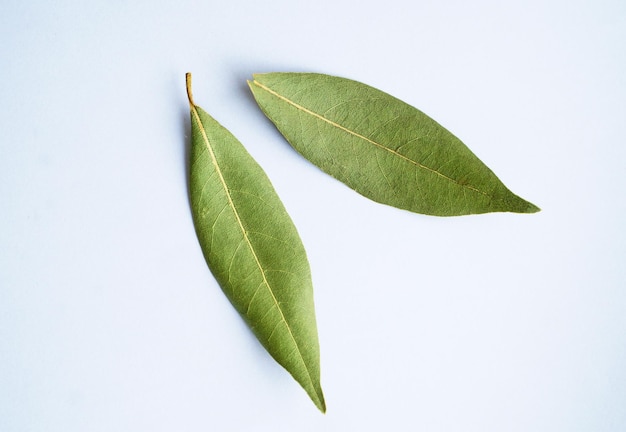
xmin=1 ymin=1 xmax=625 ymax=431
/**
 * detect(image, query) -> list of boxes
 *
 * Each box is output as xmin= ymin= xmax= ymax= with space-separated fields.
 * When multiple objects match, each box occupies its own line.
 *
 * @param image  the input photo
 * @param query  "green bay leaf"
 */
xmin=248 ymin=72 xmax=539 ymax=216
xmin=186 ymin=74 xmax=325 ymax=412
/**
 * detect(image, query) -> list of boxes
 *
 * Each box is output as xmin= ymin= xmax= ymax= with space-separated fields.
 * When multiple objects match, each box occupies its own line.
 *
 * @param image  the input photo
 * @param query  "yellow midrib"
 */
xmin=190 ymin=105 xmax=322 ymax=407
xmin=251 ymin=79 xmax=488 ymax=197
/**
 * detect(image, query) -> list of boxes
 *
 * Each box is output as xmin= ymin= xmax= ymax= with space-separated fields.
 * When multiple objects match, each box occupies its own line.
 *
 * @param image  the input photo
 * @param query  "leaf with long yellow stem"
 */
xmin=187 ymin=73 xmax=325 ymax=412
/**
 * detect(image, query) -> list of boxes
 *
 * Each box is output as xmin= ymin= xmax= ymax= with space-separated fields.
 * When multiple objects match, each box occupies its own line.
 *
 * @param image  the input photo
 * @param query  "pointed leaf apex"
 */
xmin=524 ymin=202 xmax=541 ymax=213
xmin=505 ymin=193 xmax=541 ymax=214
xmin=318 ymin=398 xmax=327 ymax=414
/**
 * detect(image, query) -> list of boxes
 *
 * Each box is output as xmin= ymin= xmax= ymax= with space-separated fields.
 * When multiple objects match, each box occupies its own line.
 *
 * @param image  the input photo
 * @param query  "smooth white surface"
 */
xmin=1 ymin=0 xmax=625 ymax=430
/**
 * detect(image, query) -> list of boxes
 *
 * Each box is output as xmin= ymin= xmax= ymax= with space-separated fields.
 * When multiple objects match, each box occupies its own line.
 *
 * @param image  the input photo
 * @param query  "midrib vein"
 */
xmin=252 ymin=80 xmax=488 ymax=197
xmin=191 ymin=106 xmax=319 ymax=401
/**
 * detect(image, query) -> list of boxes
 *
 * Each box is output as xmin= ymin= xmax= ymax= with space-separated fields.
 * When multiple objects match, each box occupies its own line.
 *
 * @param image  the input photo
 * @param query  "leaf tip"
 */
xmin=509 ymin=196 xmax=540 ymax=214
xmin=315 ymin=392 xmax=327 ymax=414
xmin=524 ymin=201 xmax=541 ymax=213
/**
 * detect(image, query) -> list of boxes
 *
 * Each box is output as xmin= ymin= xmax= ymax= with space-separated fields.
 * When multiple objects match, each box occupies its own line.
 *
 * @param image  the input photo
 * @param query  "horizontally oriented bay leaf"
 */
xmin=186 ymin=74 xmax=325 ymax=412
xmin=248 ymin=72 xmax=539 ymax=216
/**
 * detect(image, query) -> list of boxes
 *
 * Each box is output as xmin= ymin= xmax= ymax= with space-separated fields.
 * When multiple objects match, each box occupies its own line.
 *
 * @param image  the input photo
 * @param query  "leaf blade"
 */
xmin=187 ymin=75 xmax=325 ymax=412
xmin=248 ymin=72 xmax=539 ymax=216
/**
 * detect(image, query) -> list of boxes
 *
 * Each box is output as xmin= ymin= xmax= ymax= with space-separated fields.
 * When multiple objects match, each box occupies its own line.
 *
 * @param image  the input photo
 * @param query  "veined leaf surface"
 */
xmin=248 ymin=72 xmax=539 ymax=216
xmin=186 ymin=74 xmax=325 ymax=412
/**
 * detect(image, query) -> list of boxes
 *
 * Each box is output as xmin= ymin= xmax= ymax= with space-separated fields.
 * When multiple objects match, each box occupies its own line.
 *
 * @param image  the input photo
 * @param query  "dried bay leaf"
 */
xmin=248 ymin=72 xmax=539 ymax=216
xmin=186 ymin=74 xmax=325 ymax=412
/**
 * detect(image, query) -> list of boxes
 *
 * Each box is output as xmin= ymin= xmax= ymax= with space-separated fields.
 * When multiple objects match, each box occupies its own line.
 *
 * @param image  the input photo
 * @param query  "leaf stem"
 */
xmin=186 ymin=72 xmax=195 ymax=107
